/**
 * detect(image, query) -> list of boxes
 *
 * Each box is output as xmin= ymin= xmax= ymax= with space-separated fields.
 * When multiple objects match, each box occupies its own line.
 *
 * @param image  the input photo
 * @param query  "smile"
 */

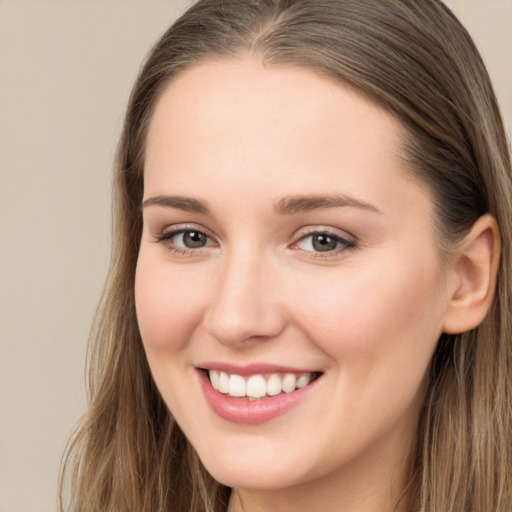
xmin=199 ymin=366 xmax=322 ymax=424
xmin=208 ymin=370 xmax=317 ymax=399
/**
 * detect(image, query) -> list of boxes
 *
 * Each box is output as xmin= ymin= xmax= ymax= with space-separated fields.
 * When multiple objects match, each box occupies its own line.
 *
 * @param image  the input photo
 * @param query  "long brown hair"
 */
xmin=59 ymin=1 xmax=512 ymax=511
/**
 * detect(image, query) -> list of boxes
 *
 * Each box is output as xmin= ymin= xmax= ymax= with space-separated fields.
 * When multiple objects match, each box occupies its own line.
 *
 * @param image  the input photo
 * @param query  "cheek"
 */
xmin=284 ymin=255 xmax=445 ymax=455
xmin=134 ymin=255 xmax=209 ymax=354
xmin=134 ymin=254 xmax=213 ymax=420
xmin=290 ymin=252 xmax=445 ymax=382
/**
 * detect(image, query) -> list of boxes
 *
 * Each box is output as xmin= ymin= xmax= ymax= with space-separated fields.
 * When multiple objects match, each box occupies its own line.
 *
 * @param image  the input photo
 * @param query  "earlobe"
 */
xmin=442 ymin=214 xmax=500 ymax=335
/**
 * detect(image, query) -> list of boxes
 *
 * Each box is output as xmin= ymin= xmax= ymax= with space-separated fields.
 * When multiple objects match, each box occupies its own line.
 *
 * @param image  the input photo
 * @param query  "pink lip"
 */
xmin=197 ymin=368 xmax=321 ymax=425
xmin=199 ymin=361 xmax=318 ymax=375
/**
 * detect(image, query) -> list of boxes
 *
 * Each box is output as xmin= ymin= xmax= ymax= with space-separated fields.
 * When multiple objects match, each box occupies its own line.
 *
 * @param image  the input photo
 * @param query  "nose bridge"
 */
xmin=203 ymin=244 xmax=284 ymax=345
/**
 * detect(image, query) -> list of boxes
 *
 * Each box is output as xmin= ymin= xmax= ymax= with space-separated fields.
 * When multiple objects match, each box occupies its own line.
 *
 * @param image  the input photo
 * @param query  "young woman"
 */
xmin=60 ymin=1 xmax=512 ymax=511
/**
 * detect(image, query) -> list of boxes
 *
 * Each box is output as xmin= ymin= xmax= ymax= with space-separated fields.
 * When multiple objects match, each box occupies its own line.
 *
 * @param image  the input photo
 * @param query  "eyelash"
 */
xmin=292 ymin=230 xmax=357 ymax=259
xmin=154 ymin=227 xmax=357 ymax=259
xmin=154 ymin=228 xmax=215 ymax=255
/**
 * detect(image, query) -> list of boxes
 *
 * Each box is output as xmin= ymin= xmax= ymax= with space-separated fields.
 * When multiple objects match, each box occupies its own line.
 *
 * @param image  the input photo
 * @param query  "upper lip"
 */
xmin=197 ymin=362 xmax=321 ymax=376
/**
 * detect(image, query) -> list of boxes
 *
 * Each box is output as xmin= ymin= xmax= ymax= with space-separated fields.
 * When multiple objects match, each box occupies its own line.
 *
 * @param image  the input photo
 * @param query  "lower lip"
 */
xmin=198 ymin=371 xmax=320 ymax=424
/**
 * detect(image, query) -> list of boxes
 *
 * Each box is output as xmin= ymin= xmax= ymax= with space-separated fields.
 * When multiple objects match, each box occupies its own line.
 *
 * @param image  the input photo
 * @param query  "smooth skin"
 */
xmin=135 ymin=59 xmax=499 ymax=512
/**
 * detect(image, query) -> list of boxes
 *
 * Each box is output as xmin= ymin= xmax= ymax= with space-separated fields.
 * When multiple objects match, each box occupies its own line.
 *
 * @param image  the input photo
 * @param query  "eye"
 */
xmin=175 ymin=230 xmax=209 ymax=249
xmin=156 ymin=228 xmax=214 ymax=252
xmin=294 ymin=231 xmax=356 ymax=254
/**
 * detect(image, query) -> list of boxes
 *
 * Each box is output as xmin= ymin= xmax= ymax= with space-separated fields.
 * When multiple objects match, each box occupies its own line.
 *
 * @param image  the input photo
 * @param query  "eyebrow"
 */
xmin=142 ymin=195 xmax=210 ymax=214
xmin=141 ymin=193 xmax=381 ymax=216
xmin=273 ymin=194 xmax=381 ymax=215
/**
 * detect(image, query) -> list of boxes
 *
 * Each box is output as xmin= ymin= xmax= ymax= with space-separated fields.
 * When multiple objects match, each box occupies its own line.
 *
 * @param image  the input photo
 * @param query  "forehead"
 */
xmin=146 ymin=58 xmax=405 ymax=161
xmin=144 ymin=58 xmax=431 ymax=222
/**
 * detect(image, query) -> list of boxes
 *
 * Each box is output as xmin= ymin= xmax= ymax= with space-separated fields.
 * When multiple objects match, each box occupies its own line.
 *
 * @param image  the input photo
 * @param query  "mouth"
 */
xmin=197 ymin=363 xmax=324 ymax=423
xmin=205 ymin=369 xmax=322 ymax=400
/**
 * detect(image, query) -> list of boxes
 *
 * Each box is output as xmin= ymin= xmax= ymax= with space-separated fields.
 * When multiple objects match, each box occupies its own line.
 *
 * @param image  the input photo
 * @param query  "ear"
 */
xmin=443 ymin=214 xmax=500 ymax=334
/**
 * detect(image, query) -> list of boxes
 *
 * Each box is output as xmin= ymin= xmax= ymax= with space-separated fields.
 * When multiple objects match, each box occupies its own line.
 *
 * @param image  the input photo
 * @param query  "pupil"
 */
xmin=312 ymin=234 xmax=337 ymax=252
xmin=184 ymin=231 xmax=206 ymax=248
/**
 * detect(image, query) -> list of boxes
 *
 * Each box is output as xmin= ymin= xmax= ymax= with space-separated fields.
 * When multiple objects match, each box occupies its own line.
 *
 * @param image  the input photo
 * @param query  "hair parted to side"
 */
xmin=59 ymin=1 xmax=512 ymax=511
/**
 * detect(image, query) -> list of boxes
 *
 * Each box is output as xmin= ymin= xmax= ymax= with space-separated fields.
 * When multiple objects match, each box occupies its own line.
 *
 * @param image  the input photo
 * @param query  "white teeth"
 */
xmin=229 ymin=374 xmax=246 ymax=397
xmin=218 ymin=371 xmax=229 ymax=393
xmin=210 ymin=370 xmax=220 ymax=389
xmin=208 ymin=370 xmax=315 ymax=397
xmin=266 ymin=373 xmax=282 ymax=396
xmin=246 ymin=375 xmax=267 ymax=398
xmin=296 ymin=373 xmax=311 ymax=389
xmin=282 ymin=373 xmax=297 ymax=393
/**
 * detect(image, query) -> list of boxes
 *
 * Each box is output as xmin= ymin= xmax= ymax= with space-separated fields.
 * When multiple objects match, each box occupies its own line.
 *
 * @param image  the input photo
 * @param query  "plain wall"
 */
xmin=0 ymin=1 xmax=510 ymax=511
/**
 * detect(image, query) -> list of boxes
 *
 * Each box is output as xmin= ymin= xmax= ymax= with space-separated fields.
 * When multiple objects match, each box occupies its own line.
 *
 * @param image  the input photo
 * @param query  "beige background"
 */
xmin=0 ymin=1 xmax=510 ymax=511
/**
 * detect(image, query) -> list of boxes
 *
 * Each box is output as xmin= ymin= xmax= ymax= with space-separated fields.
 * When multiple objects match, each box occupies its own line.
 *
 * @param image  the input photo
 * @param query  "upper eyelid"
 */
xmin=159 ymin=228 xmax=211 ymax=240
xmin=296 ymin=231 xmax=351 ymax=243
xmin=293 ymin=225 xmax=357 ymax=242
xmin=157 ymin=223 xmax=215 ymax=238
xmin=153 ymin=224 xmax=357 ymax=247
xmin=292 ymin=231 xmax=355 ymax=250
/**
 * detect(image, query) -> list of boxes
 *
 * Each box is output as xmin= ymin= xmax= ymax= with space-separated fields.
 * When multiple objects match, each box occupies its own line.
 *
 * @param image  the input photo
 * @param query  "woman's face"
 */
xmin=136 ymin=59 xmax=452 ymax=500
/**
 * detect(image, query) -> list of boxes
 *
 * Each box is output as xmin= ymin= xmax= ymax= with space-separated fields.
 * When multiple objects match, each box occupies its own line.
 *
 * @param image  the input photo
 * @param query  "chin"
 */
xmin=205 ymin=463 xmax=302 ymax=491
xmin=194 ymin=436 xmax=317 ymax=491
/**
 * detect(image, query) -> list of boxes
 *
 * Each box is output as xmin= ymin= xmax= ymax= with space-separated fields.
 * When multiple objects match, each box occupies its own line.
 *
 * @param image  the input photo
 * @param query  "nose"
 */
xmin=202 ymin=250 xmax=287 ymax=347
